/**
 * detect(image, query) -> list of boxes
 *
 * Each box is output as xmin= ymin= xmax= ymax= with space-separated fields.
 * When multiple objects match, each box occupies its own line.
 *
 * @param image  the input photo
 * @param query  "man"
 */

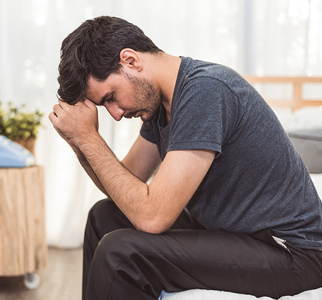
xmin=49 ymin=16 xmax=322 ymax=300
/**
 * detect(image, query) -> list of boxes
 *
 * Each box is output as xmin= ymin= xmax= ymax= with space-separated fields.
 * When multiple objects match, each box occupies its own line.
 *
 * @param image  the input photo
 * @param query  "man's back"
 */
xmin=141 ymin=57 xmax=322 ymax=250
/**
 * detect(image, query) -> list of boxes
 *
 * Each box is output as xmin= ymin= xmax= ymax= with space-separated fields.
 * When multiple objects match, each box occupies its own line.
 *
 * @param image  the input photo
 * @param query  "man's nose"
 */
xmin=103 ymin=102 xmax=125 ymax=121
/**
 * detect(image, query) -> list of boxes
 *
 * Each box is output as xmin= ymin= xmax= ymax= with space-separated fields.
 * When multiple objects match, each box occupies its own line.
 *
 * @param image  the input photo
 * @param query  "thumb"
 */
xmin=83 ymin=99 xmax=96 ymax=109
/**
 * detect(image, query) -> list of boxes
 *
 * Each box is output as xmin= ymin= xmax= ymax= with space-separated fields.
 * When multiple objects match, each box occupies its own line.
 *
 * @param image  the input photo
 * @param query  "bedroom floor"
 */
xmin=0 ymin=247 xmax=82 ymax=300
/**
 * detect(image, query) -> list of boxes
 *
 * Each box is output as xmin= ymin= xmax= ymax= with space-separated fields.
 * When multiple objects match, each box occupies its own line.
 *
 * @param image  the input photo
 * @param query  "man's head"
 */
xmin=57 ymin=16 xmax=163 ymax=105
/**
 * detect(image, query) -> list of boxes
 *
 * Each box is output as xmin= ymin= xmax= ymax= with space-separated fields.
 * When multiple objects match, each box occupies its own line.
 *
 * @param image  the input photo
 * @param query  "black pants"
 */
xmin=82 ymin=199 xmax=322 ymax=300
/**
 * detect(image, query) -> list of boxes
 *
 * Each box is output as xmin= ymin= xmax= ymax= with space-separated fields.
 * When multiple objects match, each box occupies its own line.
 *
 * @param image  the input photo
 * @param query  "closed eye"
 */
xmin=100 ymin=92 xmax=115 ymax=105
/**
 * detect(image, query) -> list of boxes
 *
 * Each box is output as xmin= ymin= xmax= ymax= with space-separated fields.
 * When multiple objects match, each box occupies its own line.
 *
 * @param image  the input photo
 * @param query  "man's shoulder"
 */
xmin=180 ymin=57 xmax=245 ymax=92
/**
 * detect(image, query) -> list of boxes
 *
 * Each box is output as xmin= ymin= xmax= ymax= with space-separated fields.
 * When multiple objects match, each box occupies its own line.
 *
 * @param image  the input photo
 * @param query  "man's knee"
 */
xmin=89 ymin=229 xmax=163 ymax=299
xmin=94 ymin=228 xmax=153 ymax=267
xmin=87 ymin=199 xmax=134 ymax=232
xmin=97 ymin=228 xmax=142 ymax=255
xmin=88 ymin=198 xmax=114 ymax=220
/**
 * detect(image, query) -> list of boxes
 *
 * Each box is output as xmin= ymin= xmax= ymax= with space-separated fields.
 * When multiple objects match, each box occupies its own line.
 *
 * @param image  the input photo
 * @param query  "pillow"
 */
xmin=288 ymin=128 xmax=322 ymax=173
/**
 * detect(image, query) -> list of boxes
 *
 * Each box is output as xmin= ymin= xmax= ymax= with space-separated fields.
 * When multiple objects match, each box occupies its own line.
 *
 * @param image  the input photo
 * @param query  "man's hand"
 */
xmin=49 ymin=99 xmax=99 ymax=147
xmin=49 ymin=99 xmax=110 ymax=196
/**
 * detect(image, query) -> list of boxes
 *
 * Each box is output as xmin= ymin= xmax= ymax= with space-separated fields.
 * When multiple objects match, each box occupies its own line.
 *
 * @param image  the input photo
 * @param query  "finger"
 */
xmin=48 ymin=111 xmax=57 ymax=124
xmin=83 ymin=98 xmax=94 ymax=107
xmin=53 ymin=103 xmax=63 ymax=114
xmin=58 ymin=99 xmax=73 ymax=110
xmin=83 ymin=99 xmax=97 ymax=112
xmin=58 ymin=99 xmax=65 ymax=109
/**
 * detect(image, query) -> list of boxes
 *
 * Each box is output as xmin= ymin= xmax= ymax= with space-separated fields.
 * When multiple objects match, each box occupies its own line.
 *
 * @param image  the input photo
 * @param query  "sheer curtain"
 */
xmin=1 ymin=0 xmax=321 ymax=248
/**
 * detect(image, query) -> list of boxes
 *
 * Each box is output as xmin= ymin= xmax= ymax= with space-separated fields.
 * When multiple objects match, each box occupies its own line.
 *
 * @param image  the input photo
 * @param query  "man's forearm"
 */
xmin=71 ymin=143 xmax=109 ymax=196
xmin=78 ymin=133 xmax=152 ymax=230
xmin=49 ymin=99 xmax=153 ymax=225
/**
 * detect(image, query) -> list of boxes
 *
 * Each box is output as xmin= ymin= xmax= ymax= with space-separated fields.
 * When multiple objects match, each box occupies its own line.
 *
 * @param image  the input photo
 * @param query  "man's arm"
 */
xmin=80 ymin=137 xmax=214 ymax=233
xmin=72 ymin=145 xmax=109 ymax=195
xmin=66 ymin=135 xmax=160 ymax=196
xmin=49 ymin=99 xmax=215 ymax=233
xmin=121 ymin=135 xmax=161 ymax=183
xmin=49 ymin=100 xmax=110 ymax=196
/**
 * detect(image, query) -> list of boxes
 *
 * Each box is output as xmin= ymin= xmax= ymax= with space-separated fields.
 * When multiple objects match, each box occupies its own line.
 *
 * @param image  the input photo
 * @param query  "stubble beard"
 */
xmin=125 ymin=74 xmax=162 ymax=122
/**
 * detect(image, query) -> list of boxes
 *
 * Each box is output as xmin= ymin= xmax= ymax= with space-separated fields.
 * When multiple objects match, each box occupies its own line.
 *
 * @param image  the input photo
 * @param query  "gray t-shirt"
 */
xmin=140 ymin=57 xmax=322 ymax=250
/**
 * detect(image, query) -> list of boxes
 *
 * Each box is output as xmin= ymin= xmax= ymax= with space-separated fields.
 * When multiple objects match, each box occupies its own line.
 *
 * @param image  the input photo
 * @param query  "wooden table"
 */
xmin=0 ymin=166 xmax=47 ymax=277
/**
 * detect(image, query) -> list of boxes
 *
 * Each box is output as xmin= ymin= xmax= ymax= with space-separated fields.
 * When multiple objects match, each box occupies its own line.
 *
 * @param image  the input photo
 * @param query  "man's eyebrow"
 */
xmin=99 ymin=92 xmax=114 ymax=105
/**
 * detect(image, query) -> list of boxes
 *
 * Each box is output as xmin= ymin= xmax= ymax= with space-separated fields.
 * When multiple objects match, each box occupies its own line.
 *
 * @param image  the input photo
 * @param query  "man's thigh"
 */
xmin=97 ymin=227 xmax=322 ymax=299
xmin=86 ymin=201 xmax=322 ymax=298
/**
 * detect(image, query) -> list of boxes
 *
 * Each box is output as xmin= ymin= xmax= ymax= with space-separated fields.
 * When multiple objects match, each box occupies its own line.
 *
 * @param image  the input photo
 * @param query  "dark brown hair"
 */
xmin=57 ymin=16 xmax=162 ymax=104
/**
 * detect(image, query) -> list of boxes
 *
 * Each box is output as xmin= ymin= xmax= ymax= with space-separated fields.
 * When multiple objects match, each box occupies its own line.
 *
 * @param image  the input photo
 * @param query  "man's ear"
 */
xmin=119 ymin=49 xmax=143 ymax=72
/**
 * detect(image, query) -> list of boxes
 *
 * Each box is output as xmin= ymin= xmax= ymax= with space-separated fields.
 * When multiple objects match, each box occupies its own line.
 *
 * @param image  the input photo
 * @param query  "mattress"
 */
xmin=160 ymin=287 xmax=322 ymax=300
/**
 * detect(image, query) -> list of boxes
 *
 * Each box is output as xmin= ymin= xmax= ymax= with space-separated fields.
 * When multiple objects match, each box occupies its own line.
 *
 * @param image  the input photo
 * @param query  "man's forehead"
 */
xmin=86 ymin=76 xmax=116 ymax=105
xmin=86 ymin=76 xmax=106 ymax=99
xmin=87 ymin=75 xmax=102 ymax=89
xmin=87 ymin=73 xmax=118 ymax=91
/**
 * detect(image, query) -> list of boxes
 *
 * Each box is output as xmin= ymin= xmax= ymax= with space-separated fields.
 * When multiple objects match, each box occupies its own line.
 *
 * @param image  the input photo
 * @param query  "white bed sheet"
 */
xmin=160 ymin=287 xmax=322 ymax=300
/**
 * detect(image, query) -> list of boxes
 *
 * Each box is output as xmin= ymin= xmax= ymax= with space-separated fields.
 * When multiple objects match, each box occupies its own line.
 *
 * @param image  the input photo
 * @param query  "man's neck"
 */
xmin=145 ymin=53 xmax=182 ymax=123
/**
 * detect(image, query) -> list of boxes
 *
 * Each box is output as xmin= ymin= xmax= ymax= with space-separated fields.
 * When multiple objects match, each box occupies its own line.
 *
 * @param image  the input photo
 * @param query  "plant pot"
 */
xmin=13 ymin=137 xmax=36 ymax=156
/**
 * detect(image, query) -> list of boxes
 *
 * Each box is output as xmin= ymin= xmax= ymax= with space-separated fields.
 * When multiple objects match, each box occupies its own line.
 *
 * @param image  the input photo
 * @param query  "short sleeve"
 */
xmin=168 ymin=77 xmax=239 ymax=157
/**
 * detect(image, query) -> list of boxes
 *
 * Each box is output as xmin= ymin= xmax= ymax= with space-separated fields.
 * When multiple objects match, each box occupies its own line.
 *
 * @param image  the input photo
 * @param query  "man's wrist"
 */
xmin=78 ymin=132 xmax=112 ymax=159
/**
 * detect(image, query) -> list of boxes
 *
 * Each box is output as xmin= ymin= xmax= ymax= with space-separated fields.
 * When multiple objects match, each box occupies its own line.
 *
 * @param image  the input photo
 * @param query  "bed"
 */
xmin=160 ymin=76 xmax=322 ymax=300
xmin=160 ymin=287 xmax=322 ymax=300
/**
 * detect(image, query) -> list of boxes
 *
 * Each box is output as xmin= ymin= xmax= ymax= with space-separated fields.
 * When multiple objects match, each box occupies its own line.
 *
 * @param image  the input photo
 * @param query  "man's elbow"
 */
xmin=136 ymin=217 xmax=172 ymax=234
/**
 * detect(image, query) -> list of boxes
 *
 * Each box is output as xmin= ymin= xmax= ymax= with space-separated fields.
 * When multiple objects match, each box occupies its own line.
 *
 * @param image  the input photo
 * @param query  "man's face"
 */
xmin=86 ymin=71 xmax=162 ymax=122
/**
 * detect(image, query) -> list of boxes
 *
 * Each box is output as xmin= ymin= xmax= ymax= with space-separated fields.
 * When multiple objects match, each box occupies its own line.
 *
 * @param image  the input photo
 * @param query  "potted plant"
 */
xmin=0 ymin=101 xmax=44 ymax=155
